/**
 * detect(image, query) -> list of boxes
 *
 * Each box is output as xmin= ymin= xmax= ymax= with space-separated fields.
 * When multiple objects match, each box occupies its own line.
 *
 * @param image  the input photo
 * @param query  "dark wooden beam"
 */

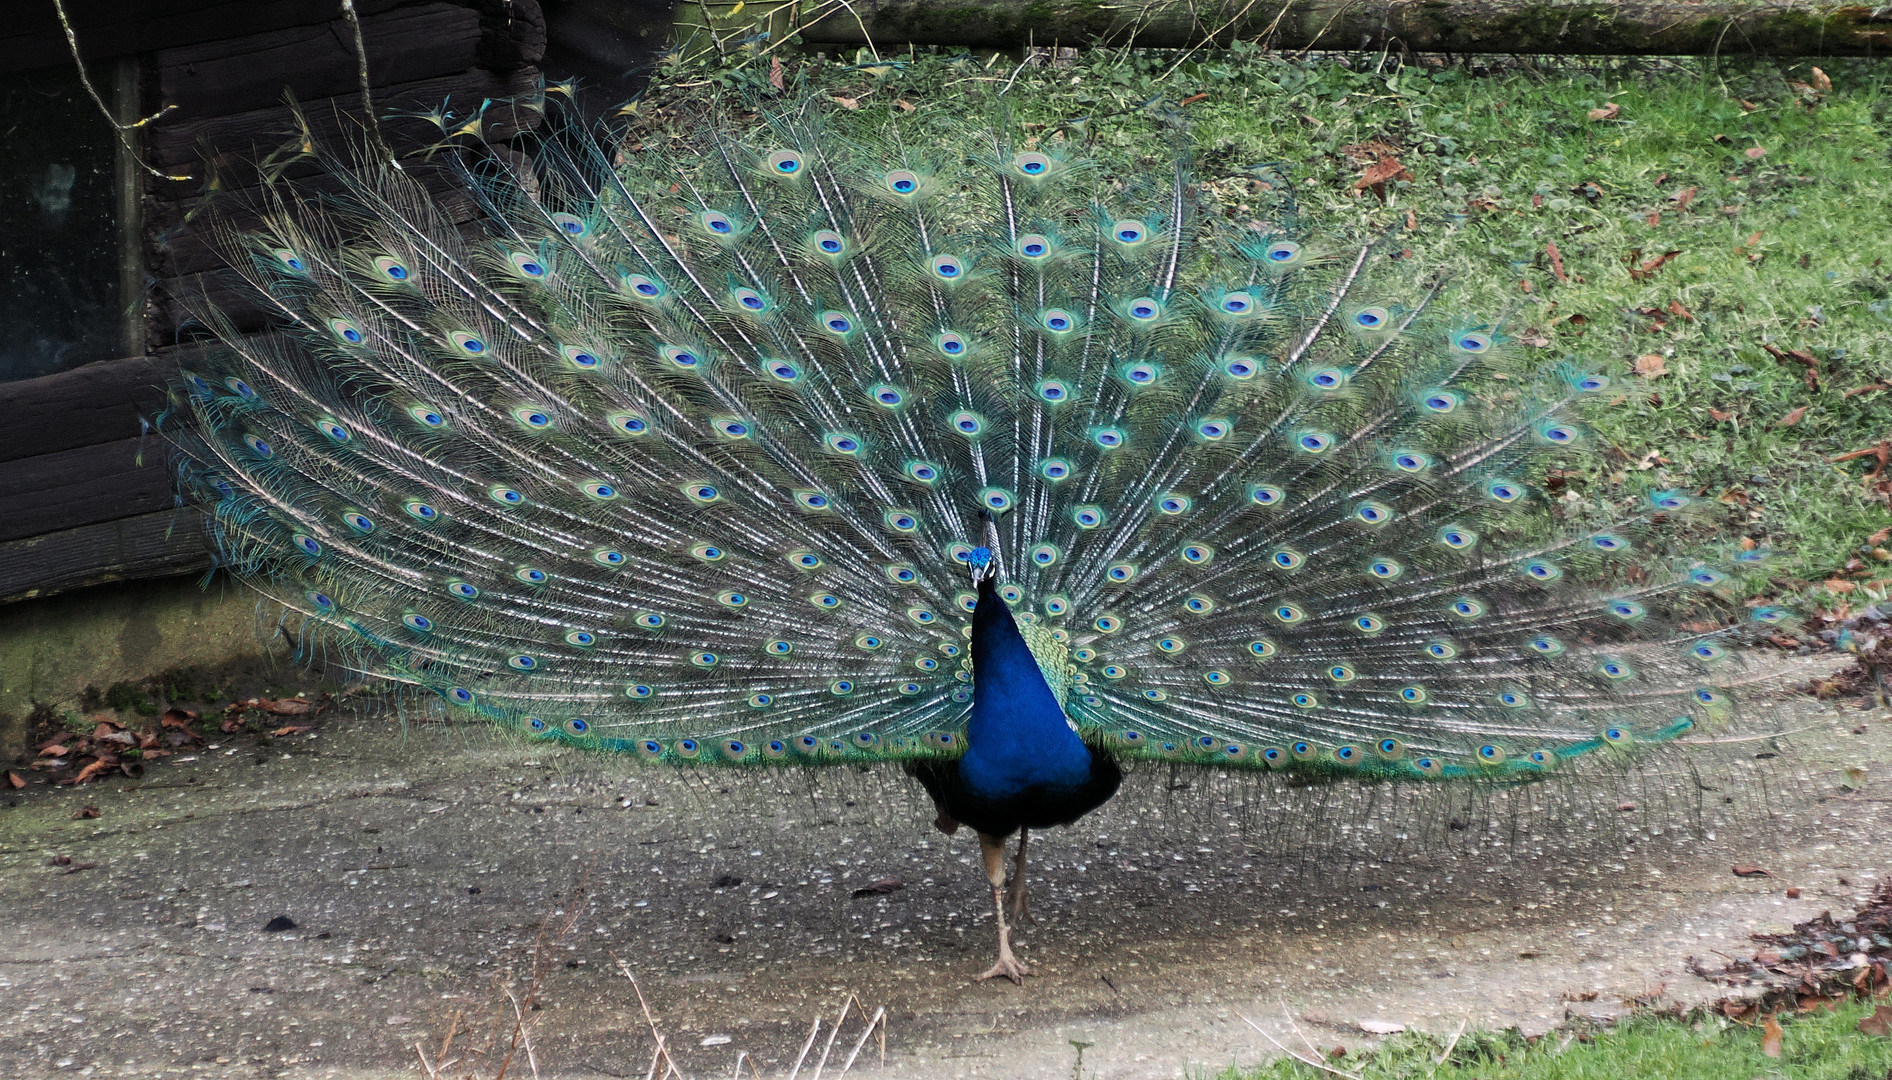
xmin=154 ymin=3 xmax=488 ymax=119
xmin=0 ymin=356 xmax=167 ymax=464
xmin=0 ymin=438 xmax=183 ymax=544
xmin=148 ymin=65 xmax=545 ymax=182
xmin=0 ymin=509 xmax=213 ymax=604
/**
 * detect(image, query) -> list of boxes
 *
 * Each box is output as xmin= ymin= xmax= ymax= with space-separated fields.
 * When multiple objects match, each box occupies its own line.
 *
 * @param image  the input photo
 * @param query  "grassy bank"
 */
xmin=643 ymin=46 xmax=1892 ymax=591
xmin=1217 ymin=999 xmax=1892 ymax=1079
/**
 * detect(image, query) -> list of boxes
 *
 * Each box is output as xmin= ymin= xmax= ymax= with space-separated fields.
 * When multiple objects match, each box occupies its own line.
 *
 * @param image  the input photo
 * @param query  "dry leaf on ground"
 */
xmin=1634 ymin=354 xmax=1668 ymax=378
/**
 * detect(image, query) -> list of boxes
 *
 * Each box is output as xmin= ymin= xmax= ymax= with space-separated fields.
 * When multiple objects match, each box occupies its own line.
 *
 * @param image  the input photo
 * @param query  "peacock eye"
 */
xmin=1013 ymin=151 xmax=1052 ymax=176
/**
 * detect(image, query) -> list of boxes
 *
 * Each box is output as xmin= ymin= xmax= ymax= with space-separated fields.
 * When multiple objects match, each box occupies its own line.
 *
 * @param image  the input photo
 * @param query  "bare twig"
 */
xmin=613 ymin=956 xmax=688 ymax=1080
xmin=1239 ymin=1014 xmax=1364 ymax=1080
xmin=1437 ymin=1016 xmax=1469 ymax=1065
xmin=338 ymin=0 xmax=400 ymax=168
xmin=786 ymin=1017 xmax=822 ymax=1080
xmin=49 ymin=0 xmax=189 ymax=181
xmin=810 ymin=995 xmax=855 ymax=1079
xmin=837 ymin=1007 xmax=886 ymax=1075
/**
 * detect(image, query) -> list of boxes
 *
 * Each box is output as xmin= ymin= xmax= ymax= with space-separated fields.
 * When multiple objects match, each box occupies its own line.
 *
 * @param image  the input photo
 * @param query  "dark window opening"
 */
xmin=0 ymin=63 xmax=135 ymax=383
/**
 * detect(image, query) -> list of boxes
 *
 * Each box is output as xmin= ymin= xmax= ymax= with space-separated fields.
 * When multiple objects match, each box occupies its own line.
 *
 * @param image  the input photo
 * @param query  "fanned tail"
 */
xmin=165 ymin=91 xmax=1774 ymax=778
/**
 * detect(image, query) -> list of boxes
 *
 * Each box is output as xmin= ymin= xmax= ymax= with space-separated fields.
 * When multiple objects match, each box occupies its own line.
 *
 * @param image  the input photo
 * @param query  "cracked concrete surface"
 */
xmin=1 ymin=655 xmax=1886 ymax=1079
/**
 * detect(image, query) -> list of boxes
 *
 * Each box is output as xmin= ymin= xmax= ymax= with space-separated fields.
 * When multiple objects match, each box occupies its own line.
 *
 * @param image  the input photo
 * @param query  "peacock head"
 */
xmin=967 ymin=545 xmax=994 ymax=586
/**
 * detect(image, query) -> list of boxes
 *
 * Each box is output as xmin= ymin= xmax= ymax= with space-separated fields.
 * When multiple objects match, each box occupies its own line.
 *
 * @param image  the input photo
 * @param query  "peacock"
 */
xmin=166 ymin=86 xmax=1775 ymax=985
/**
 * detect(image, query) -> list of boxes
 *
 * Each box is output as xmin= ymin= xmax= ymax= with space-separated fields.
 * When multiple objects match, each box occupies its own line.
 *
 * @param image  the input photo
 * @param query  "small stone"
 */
xmin=700 ymin=1035 xmax=733 ymax=1047
xmin=262 ymin=915 xmax=298 ymax=932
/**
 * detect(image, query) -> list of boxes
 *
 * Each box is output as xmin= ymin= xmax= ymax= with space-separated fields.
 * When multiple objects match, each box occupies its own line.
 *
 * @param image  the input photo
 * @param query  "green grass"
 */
xmin=1214 ymin=1000 xmax=1892 ymax=1079
xmin=647 ymin=45 xmax=1892 ymax=594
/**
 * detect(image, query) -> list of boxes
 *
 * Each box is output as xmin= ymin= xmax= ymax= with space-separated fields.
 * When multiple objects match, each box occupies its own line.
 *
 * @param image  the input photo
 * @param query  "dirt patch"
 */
xmin=0 ymin=659 xmax=1885 ymax=1079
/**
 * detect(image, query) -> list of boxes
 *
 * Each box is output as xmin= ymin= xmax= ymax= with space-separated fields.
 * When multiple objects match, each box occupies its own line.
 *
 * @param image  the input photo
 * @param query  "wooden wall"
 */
xmin=0 ymin=0 xmax=563 ymax=604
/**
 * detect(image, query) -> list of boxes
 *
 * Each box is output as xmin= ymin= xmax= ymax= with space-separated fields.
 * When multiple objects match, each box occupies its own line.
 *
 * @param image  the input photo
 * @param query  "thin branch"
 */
xmin=1436 ymin=1016 xmax=1469 ymax=1065
xmin=614 ymin=956 xmax=689 ymax=1080
xmin=837 ymin=1007 xmax=886 ymax=1075
xmin=50 ymin=0 xmax=189 ymax=181
xmin=786 ymin=1017 xmax=822 ymax=1080
xmin=338 ymin=0 xmax=400 ymax=169
xmin=1239 ymin=1014 xmax=1364 ymax=1080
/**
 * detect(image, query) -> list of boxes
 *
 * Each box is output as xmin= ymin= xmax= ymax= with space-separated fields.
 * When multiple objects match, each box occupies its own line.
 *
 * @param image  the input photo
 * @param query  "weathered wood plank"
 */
xmin=154 ymin=4 xmax=487 ymax=119
xmin=0 ymin=357 xmax=170 ymax=464
xmin=148 ymin=66 xmax=545 ymax=175
xmin=0 ymin=0 xmax=420 ymax=74
xmin=0 ymin=438 xmax=183 ymax=544
xmin=795 ymin=0 xmax=1892 ymax=54
xmin=0 ymin=510 xmax=213 ymax=604
xmin=150 ymin=167 xmax=481 ymax=279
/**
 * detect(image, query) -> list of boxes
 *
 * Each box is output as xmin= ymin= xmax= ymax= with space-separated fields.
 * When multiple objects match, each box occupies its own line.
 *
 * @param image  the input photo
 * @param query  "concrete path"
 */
xmin=2 ymin=656 xmax=1886 ymax=1079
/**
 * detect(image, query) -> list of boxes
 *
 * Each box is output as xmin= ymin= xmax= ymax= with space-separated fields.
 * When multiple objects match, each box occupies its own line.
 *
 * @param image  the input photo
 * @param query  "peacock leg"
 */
xmin=1004 ymin=828 xmax=1034 ymax=925
xmin=976 ymin=832 xmax=1031 ymax=984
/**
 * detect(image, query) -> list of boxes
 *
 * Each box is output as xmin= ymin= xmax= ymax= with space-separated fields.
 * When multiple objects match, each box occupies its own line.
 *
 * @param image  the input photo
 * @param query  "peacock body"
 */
xmin=169 ymin=89 xmax=1768 ymax=981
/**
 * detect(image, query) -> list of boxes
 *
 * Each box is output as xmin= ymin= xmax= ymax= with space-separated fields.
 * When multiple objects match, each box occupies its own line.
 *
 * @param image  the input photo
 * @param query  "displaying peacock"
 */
xmin=167 ymin=87 xmax=1774 ymax=984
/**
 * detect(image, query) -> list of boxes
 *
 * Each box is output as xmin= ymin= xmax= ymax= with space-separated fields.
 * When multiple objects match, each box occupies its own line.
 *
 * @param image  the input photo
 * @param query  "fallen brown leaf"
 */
xmin=1545 ymin=241 xmax=1569 ymax=283
xmin=1179 ymin=92 xmax=1209 ymax=106
xmin=1352 ymin=155 xmax=1412 ymax=199
xmin=1633 ymin=354 xmax=1668 ymax=378
xmin=1826 ymin=579 xmax=1858 ymax=595
xmin=1733 ymin=865 xmax=1774 ymax=877
xmin=4 ymin=771 xmax=23 ymax=789
xmin=1667 ymin=300 xmax=1694 ymax=321
xmin=72 ymin=805 xmax=99 ymax=820
xmin=1860 ymin=1004 xmax=1892 ymax=1037
xmin=1776 ymin=406 xmax=1808 ymax=428
xmin=160 ymin=707 xmax=197 ymax=729
xmin=67 ymin=757 xmax=116 ymax=785
xmin=272 ymin=725 xmax=314 ymax=737
xmin=1811 ymin=66 xmax=1832 ymax=93
xmin=261 ymin=698 xmax=319 ymax=716
xmin=1746 ymin=146 xmax=1767 ymax=159
xmin=1628 ymin=249 xmax=1682 ymax=281
xmin=1762 ymin=1015 xmax=1783 ymax=1057
xmin=1587 ymin=102 xmax=1621 ymax=121
xmin=768 ymin=55 xmax=784 ymax=91
xmin=1709 ymin=408 xmax=1735 ymax=422
xmin=1673 ymin=186 xmax=1697 ymax=212
xmin=851 ymin=878 xmax=906 ymax=897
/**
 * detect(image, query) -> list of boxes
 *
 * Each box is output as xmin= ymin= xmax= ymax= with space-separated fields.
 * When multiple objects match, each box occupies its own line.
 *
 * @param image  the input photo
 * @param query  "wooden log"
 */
xmin=0 ymin=510 xmax=213 ymax=604
xmin=153 ymin=4 xmax=488 ymax=120
xmin=0 ymin=438 xmax=183 ymax=544
xmin=795 ymin=0 xmax=1892 ymax=54
xmin=0 ymin=357 xmax=169 ymax=464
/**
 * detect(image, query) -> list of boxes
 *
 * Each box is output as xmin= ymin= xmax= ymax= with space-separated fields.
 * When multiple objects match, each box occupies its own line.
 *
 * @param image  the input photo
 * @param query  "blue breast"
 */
xmin=957 ymin=576 xmax=1093 ymax=799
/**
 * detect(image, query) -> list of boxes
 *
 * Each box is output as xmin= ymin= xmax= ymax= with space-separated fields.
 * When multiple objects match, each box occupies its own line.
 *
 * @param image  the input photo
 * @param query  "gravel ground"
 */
xmin=1 ymin=654 xmax=1886 ymax=1080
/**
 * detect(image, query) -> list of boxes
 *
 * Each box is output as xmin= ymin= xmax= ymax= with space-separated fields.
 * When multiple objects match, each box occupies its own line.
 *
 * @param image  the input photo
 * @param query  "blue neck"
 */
xmin=958 ymin=575 xmax=1093 ymax=798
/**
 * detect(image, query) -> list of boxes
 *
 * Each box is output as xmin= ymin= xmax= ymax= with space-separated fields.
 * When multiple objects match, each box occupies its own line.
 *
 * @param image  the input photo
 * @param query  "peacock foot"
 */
xmin=1004 ymin=879 xmax=1034 ymax=925
xmin=978 ymin=947 xmax=1032 ymax=985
